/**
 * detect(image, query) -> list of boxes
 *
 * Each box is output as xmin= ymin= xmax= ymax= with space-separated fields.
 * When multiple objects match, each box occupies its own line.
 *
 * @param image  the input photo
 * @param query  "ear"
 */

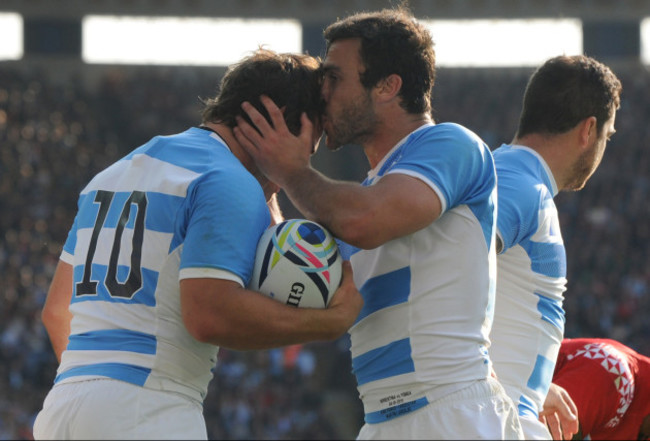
xmin=374 ymin=74 xmax=402 ymax=103
xmin=577 ymin=116 xmax=598 ymax=148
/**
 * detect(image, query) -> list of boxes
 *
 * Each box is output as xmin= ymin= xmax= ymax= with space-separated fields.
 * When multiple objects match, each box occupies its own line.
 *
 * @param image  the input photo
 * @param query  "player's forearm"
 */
xmin=282 ymin=167 xmax=378 ymax=248
xmin=228 ymin=313 xmax=347 ymax=350
xmin=208 ymin=292 xmax=348 ymax=350
xmin=183 ymin=284 xmax=352 ymax=350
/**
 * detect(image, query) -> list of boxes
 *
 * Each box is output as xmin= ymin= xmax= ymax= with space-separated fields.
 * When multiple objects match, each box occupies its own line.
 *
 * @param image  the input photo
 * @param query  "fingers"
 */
xmin=299 ymin=112 xmax=314 ymax=141
xmin=339 ymin=260 xmax=353 ymax=287
xmin=232 ymin=124 xmax=258 ymax=159
xmin=233 ymin=96 xmax=280 ymax=154
xmin=238 ymin=95 xmax=291 ymax=138
xmin=554 ymin=388 xmax=579 ymax=439
xmin=259 ymin=95 xmax=290 ymax=135
xmin=233 ymin=121 xmax=261 ymax=156
xmin=560 ymin=407 xmax=579 ymax=440
xmin=562 ymin=388 xmax=579 ymax=423
xmin=235 ymin=95 xmax=296 ymax=155
xmin=541 ymin=383 xmax=580 ymax=440
xmin=330 ymin=260 xmax=363 ymax=324
xmin=543 ymin=412 xmax=563 ymax=440
xmin=236 ymin=95 xmax=317 ymax=154
xmin=241 ymin=98 xmax=276 ymax=135
xmin=331 ymin=261 xmax=355 ymax=302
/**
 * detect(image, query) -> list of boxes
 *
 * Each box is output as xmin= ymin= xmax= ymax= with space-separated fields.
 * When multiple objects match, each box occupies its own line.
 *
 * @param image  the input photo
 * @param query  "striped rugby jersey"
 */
xmin=489 ymin=144 xmax=567 ymax=425
xmin=56 ymin=127 xmax=271 ymax=403
xmin=339 ymin=122 xmax=498 ymax=424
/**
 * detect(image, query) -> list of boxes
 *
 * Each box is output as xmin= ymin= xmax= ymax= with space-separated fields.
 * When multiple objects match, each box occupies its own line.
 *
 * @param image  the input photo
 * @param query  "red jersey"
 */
xmin=553 ymin=338 xmax=650 ymax=440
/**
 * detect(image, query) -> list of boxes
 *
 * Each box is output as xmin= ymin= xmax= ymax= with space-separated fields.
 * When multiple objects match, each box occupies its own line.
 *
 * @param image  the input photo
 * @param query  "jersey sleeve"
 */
xmin=61 ymin=211 xmax=80 ymax=264
xmin=386 ymin=123 xmax=495 ymax=214
xmin=61 ymin=191 xmax=92 ymax=264
xmin=179 ymin=168 xmax=270 ymax=286
xmin=494 ymin=161 xmax=540 ymax=254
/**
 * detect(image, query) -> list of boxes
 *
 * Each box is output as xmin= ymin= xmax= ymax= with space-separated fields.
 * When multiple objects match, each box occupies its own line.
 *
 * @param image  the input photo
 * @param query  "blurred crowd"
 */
xmin=0 ymin=61 xmax=648 ymax=439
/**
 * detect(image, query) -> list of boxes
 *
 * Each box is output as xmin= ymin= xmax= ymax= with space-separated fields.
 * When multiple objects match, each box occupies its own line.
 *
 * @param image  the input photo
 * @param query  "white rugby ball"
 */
xmin=249 ymin=219 xmax=342 ymax=309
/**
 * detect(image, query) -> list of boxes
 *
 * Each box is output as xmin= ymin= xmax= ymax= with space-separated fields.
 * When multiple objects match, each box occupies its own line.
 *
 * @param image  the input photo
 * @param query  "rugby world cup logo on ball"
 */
xmin=250 ymin=219 xmax=342 ymax=309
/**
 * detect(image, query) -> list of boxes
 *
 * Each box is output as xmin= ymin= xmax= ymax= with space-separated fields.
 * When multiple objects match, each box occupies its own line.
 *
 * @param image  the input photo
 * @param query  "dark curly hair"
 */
xmin=323 ymin=6 xmax=435 ymax=115
xmin=516 ymin=55 xmax=622 ymax=138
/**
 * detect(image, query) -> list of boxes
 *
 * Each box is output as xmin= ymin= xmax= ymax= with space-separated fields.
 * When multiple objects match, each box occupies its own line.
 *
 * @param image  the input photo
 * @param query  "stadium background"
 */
xmin=1 ymin=0 xmax=649 ymax=439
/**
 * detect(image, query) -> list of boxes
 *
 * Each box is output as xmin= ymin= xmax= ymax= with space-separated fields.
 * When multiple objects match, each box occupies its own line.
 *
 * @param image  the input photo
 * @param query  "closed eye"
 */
xmin=321 ymin=66 xmax=340 ymax=83
xmin=325 ymin=72 xmax=338 ymax=83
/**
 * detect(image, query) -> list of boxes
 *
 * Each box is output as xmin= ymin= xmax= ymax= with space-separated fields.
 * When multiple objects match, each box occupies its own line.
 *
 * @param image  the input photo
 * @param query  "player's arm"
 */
xmin=40 ymin=260 xmax=74 ymax=363
xmin=269 ymin=169 xmax=440 ymax=249
xmin=180 ymin=260 xmax=362 ymax=350
xmin=234 ymin=95 xmax=441 ymax=249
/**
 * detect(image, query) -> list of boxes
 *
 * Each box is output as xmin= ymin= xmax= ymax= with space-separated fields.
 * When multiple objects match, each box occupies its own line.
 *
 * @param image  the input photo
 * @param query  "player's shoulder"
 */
xmin=493 ymin=143 xmax=535 ymax=165
xmin=142 ymin=128 xmax=241 ymax=173
xmin=493 ymin=144 xmax=549 ymax=177
xmin=405 ymin=123 xmax=491 ymax=168
xmin=494 ymin=145 xmax=549 ymax=191
xmin=418 ymin=122 xmax=486 ymax=147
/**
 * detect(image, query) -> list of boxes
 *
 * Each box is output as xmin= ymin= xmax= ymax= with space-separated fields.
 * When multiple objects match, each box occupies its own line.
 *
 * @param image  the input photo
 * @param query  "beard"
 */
xmin=323 ymin=90 xmax=378 ymax=151
xmin=565 ymin=142 xmax=602 ymax=191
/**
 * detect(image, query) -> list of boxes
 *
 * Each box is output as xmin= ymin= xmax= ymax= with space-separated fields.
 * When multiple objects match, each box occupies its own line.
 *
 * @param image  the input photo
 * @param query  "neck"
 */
xmin=364 ymin=113 xmax=433 ymax=169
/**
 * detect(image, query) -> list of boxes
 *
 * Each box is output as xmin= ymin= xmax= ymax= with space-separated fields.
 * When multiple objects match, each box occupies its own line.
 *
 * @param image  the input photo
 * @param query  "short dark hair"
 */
xmin=516 ymin=55 xmax=622 ymax=138
xmin=323 ymin=7 xmax=435 ymax=115
xmin=201 ymin=48 xmax=322 ymax=135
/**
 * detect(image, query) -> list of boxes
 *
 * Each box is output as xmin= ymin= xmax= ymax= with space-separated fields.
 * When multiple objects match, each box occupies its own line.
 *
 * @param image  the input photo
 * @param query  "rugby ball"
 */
xmin=249 ymin=219 xmax=342 ymax=309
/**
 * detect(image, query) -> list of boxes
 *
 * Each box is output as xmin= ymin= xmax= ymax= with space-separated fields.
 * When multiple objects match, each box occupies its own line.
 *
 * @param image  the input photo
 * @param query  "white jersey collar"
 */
xmin=367 ymin=123 xmax=435 ymax=180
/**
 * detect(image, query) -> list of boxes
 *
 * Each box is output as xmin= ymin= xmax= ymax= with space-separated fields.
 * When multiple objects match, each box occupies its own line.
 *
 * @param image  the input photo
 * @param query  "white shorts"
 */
xmin=357 ymin=377 xmax=524 ymax=440
xmin=519 ymin=414 xmax=553 ymax=440
xmin=33 ymin=379 xmax=207 ymax=440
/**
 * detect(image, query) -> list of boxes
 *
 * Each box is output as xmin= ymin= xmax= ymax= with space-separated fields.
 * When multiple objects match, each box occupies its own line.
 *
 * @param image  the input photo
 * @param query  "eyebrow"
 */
xmin=321 ymin=64 xmax=341 ymax=74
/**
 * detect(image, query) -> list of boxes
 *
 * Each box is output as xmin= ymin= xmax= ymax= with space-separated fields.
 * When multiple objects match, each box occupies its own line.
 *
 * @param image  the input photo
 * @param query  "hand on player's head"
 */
xmin=233 ymin=95 xmax=315 ymax=188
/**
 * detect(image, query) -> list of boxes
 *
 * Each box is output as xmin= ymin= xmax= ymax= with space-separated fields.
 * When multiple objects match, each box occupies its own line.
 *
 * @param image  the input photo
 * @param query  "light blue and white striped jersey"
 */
xmin=489 ymin=144 xmax=567 ymax=425
xmin=56 ymin=127 xmax=271 ymax=403
xmin=339 ymin=123 xmax=498 ymax=424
